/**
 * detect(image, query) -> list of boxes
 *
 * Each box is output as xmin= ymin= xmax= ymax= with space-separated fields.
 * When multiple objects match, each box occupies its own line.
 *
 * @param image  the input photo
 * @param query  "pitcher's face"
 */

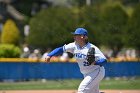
xmin=74 ymin=35 xmax=85 ymax=44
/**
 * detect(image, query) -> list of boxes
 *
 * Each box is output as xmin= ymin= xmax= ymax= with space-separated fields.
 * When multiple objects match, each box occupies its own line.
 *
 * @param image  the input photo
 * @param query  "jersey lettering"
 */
xmin=75 ymin=53 xmax=87 ymax=59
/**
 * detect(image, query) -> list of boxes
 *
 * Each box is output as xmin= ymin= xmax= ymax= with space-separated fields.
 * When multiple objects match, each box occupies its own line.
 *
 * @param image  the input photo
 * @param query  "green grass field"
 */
xmin=0 ymin=78 xmax=140 ymax=90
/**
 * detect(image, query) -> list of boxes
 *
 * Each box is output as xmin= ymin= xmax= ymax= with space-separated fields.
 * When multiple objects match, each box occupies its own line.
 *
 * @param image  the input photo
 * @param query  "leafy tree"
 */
xmin=100 ymin=4 xmax=128 ymax=57
xmin=69 ymin=0 xmax=86 ymax=7
xmin=1 ymin=19 xmax=20 ymax=45
xmin=12 ymin=0 xmax=52 ymax=17
xmin=27 ymin=7 xmax=78 ymax=48
xmin=124 ymin=4 xmax=140 ymax=56
xmin=120 ymin=0 xmax=140 ymax=6
xmin=69 ymin=0 xmax=106 ymax=7
xmin=79 ymin=6 xmax=103 ymax=46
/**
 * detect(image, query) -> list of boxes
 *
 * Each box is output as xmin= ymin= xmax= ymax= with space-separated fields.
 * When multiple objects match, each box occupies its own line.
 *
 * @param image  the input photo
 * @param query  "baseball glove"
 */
xmin=86 ymin=47 xmax=95 ymax=65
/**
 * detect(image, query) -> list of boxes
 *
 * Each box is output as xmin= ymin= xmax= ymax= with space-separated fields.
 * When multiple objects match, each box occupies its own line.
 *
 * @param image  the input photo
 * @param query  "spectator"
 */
xmin=29 ymin=49 xmax=42 ymax=60
xmin=20 ymin=46 xmax=30 ymax=58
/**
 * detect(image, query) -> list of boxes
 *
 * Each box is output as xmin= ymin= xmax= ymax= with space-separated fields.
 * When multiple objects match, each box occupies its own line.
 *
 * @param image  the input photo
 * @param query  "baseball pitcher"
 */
xmin=45 ymin=28 xmax=107 ymax=93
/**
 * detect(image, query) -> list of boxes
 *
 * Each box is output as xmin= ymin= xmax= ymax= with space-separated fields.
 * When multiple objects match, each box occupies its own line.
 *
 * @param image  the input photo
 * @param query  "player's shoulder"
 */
xmin=64 ymin=42 xmax=76 ymax=47
xmin=88 ymin=42 xmax=98 ymax=48
xmin=88 ymin=42 xmax=104 ymax=53
xmin=66 ymin=42 xmax=75 ymax=45
xmin=63 ymin=42 xmax=76 ymax=53
xmin=87 ymin=42 xmax=101 ymax=51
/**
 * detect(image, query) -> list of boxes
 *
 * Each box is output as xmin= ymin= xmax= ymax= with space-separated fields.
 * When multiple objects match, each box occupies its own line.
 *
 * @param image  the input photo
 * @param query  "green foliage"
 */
xmin=27 ymin=7 xmax=78 ymax=48
xmin=100 ymin=4 xmax=128 ymax=56
xmin=22 ymin=2 xmax=140 ymax=54
xmin=13 ymin=0 xmax=34 ymax=17
xmin=79 ymin=6 xmax=103 ymax=45
xmin=69 ymin=0 xmax=86 ymax=7
xmin=125 ymin=4 xmax=140 ymax=50
xmin=1 ymin=19 xmax=20 ymax=45
xmin=69 ymin=0 xmax=106 ymax=7
xmin=120 ymin=0 xmax=140 ymax=6
xmin=0 ymin=44 xmax=21 ymax=58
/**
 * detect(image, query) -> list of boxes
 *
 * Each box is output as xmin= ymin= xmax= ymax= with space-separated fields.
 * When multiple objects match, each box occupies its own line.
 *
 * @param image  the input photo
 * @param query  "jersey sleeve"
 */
xmin=94 ymin=46 xmax=106 ymax=61
xmin=63 ymin=42 xmax=75 ymax=54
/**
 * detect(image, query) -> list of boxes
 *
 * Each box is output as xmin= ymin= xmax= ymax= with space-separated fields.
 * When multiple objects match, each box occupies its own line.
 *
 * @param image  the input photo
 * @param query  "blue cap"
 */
xmin=71 ymin=28 xmax=88 ymax=36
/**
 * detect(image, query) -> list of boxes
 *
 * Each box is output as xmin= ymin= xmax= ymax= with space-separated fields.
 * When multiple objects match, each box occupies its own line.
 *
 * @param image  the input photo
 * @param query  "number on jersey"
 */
xmin=83 ymin=61 xmax=90 ymax=66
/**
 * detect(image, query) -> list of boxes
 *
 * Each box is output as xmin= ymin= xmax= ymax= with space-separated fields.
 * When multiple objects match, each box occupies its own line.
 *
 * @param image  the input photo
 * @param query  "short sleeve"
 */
xmin=63 ymin=42 xmax=75 ymax=53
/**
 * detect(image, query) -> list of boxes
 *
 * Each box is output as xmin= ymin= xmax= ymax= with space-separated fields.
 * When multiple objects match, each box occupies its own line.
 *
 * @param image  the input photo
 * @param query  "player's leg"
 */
xmin=88 ymin=83 xmax=105 ymax=93
xmin=77 ymin=67 xmax=105 ymax=93
xmin=77 ymin=72 xmax=100 ymax=93
xmin=88 ymin=67 xmax=105 ymax=93
xmin=88 ymin=84 xmax=99 ymax=93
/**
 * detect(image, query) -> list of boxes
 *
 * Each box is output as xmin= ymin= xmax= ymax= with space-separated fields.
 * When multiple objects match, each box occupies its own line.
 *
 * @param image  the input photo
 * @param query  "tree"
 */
xmin=125 ymin=4 xmax=140 ymax=57
xmin=69 ymin=0 xmax=106 ymax=6
xmin=79 ymin=6 xmax=103 ymax=46
xmin=100 ymin=4 xmax=128 ymax=57
xmin=120 ymin=0 xmax=140 ymax=6
xmin=69 ymin=0 xmax=86 ymax=7
xmin=1 ymin=19 xmax=20 ymax=45
xmin=27 ymin=7 xmax=78 ymax=49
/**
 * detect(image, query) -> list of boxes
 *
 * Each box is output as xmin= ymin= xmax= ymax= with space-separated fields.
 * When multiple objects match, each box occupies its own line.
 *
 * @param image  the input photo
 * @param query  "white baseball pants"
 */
xmin=78 ymin=66 xmax=105 ymax=93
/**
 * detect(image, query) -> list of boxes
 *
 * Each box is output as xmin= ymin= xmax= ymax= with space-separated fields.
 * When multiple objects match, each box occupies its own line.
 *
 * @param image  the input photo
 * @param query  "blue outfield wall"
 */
xmin=0 ymin=62 xmax=140 ymax=80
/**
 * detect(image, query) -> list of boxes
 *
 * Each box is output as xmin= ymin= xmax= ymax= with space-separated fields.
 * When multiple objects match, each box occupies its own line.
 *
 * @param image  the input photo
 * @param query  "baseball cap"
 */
xmin=71 ymin=28 xmax=88 ymax=36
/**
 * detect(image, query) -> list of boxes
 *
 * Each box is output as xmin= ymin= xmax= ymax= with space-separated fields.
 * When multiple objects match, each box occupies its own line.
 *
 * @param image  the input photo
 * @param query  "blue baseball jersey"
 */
xmin=63 ymin=42 xmax=106 ymax=74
